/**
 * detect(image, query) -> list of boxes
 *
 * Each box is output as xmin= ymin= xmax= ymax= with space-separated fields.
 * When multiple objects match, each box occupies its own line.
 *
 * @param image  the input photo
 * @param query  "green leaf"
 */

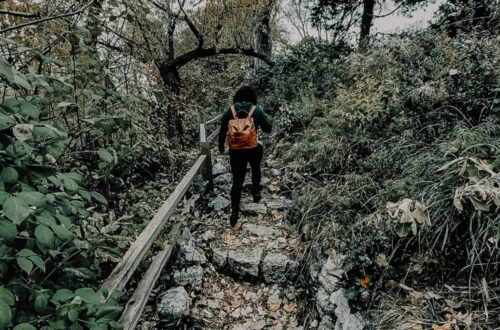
xmin=51 ymin=289 xmax=74 ymax=303
xmin=68 ymin=309 xmax=78 ymax=322
xmin=13 ymin=324 xmax=37 ymax=330
xmin=1 ymin=99 xmax=38 ymax=118
xmin=61 ymin=177 xmax=79 ymax=192
xmin=91 ymin=192 xmax=107 ymax=205
xmin=12 ymin=71 xmax=31 ymax=90
xmin=79 ymin=189 xmax=91 ymax=202
xmin=395 ymin=223 xmax=411 ymax=238
xmin=37 ymin=212 xmax=56 ymax=227
xmin=97 ymin=148 xmax=114 ymax=163
xmin=74 ymin=288 xmax=105 ymax=305
xmin=0 ymin=287 xmax=14 ymax=306
xmin=18 ymin=101 xmax=38 ymax=118
xmin=35 ymin=225 xmax=54 ymax=247
xmin=0 ymin=300 xmax=12 ymax=330
xmin=34 ymin=294 xmax=47 ymax=313
xmin=0 ymin=167 xmax=17 ymax=184
xmin=55 ymin=214 xmax=71 ymax=227
xmin=32 ymin=125 xmax=59 ymax=139
xmin=51 ymin=224 xmax=72 ymax=241
xmin=0 ymin=56 xmax=14 ymax=83
xmin=16 ymin=257 xmax=33 ymax=274
xmin=30 ymin=254 xmax=45 ymax=272
xmin=16 ymin=191 xmax=45 ymax=207
xmin=0 ymin=113 xmax=15 ymax=131
xmin=0 ymin=220 xmax=17 ymax=242
xmin=3 ymin=197 xmax=30 ymax=224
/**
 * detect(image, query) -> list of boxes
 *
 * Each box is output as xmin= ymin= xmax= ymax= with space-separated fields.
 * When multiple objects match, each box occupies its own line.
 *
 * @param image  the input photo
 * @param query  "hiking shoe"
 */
xmin=252 ymin=190 xmax=261 ymax=203
xmin=230 ymin=211 xmax=239 ymax=227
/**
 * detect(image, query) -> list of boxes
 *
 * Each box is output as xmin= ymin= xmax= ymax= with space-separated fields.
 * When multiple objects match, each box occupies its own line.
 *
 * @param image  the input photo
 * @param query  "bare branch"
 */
xmin=177 ymin=0 xmax=204 ymax=49
xmin=171 ymin=46 xmax=274 ymax=69
xmin=372 ymin=4 xmax=403 ymax=18
xmin=0 ymin=1 xmax=94 ymax=34
xmin=0 ymin=9 xmax=41 ymax=18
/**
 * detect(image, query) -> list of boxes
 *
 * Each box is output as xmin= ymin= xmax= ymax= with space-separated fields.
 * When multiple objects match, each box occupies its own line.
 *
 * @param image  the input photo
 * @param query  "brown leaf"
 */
xmin=360 ymin=275 xmax=372 ymax=287
xmin=385 ymin=279 xmax=398 ymax=290
xmin=432 ymin=322 xmax=452 ymax=330
xmin=269 ymin=303 xmax=280 ymax=312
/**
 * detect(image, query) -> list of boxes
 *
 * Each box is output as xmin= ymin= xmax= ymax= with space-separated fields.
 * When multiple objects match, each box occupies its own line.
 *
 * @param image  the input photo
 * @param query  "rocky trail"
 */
xmin=139 ymin=154 xmax=307 ymax=329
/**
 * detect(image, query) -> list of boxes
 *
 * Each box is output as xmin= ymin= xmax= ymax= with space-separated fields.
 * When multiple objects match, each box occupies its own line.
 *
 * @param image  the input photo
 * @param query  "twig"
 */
xmin=0 ymin=1 xmax=94 ymax=34
xmin=0 ymin=9 xmax=41 ymax=18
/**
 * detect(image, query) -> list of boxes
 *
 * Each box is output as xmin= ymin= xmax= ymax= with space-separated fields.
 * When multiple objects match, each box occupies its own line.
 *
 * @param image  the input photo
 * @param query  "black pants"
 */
xmin=229 ymin=144 xmax=264 ymax=211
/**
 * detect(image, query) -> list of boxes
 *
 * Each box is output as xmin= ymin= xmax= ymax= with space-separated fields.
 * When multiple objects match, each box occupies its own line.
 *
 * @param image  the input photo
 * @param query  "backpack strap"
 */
xmin=247 ymin=105 xmax=257 ymax=118
xmin=230 ymin=106 xmax=238 ymax=119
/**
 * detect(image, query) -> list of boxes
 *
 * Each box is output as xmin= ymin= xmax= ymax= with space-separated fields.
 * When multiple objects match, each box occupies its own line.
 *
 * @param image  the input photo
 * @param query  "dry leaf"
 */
xmin=283 ymin=303 xmax=296 ymax=313
xmin=385 ymin=279 xmax=398 ymax=290
xmin=269 ymin=303 xmax=280 ymax=312
xmin=360 ymin=275 xmax=372 ymax=287
xmin=224 ymin=234 xmax=236 ymax=242
xmin=432 ymin=322 xmax=452 ymax=330
xmin=375 ymin=253 xmax=388 ymax=267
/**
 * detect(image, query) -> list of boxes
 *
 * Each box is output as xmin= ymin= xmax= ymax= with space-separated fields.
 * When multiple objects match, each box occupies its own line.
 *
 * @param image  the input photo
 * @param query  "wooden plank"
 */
xmin=205 ymin=112 xmax=224 ymax=126
xmin=199 ymin=123 xmax=207 ymax=143
xmin=118 ymin=223 xmax=182 ymax=330
xmin=101 ymin=155 xmax=207 ymax=294
xmin=207 ymin=126 xmax=220 ymax=143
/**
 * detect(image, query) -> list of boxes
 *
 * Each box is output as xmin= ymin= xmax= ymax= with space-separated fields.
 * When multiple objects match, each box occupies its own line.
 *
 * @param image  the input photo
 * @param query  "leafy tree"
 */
xmin=310 ymin=0 xmax=429 ymax=46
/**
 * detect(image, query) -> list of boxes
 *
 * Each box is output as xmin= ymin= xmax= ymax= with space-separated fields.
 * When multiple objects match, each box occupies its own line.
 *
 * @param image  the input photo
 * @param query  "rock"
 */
xmin=318 ymin=254 xmax=346 ymax=292
xmin=215 ymin=173 xmax=232 ymax=185
xmin=270 ymin=169 xmax=281 ymax=177
xmin=199 ymin=230 xmax=215 ymax=243
xmin=157 ymin=287 xmax=189 ymax=319
xmin=173 ymin=265 xmax=204 ymax=286
xmin=227 ymin=248 xmax=263 ymax=278
xmin=261 ymin=252 xmax=299 ymax=284
xmin=209 ymin=195 xmax=231 ymax=211
xmin=329 ymin=290 xmax=365 ymax=330
xmin=241 ymin=203 xmax=267 ymax=214
xmin=178 ymin=243 xmax=207 ymax=265
xmin=242 ymin=224 xmax=280 ymax=238
xmin=212 ymin=248 xmax=228 ymax=268
xmin=318 ymin=316 xmax=335 ymax=330
xmin=213 ymin=164 xmax=227 ymax=176
xmin=267 ymin=198 xmax=292 ymax=210
xmin=316 ymin=286 xmax=335 ymax=315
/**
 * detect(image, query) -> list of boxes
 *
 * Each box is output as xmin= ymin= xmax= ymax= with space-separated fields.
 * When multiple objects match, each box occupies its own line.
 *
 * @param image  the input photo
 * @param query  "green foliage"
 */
xmin=0 ymin=50 xmax=122 ymax=328
xmin=272 ymin=29 xmax=500 ymax=302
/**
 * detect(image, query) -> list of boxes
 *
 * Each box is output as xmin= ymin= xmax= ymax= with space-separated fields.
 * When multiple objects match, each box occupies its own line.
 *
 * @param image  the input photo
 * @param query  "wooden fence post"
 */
xmin=200 ymin=123 xmax=213 ymax=191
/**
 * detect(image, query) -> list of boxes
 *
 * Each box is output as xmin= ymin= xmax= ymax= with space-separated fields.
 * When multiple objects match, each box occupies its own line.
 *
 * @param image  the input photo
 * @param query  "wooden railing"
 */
xmin=101 ymin=113 xmax=223 ymax=329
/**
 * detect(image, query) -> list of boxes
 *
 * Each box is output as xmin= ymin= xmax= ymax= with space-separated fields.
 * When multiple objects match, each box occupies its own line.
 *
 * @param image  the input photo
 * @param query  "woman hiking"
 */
xmin=218 ymin=86 xmax=272 ymax=227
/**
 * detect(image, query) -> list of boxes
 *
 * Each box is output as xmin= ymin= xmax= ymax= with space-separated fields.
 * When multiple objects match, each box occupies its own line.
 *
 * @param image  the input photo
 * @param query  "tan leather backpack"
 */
xmin=227 ymin=105 xmax=258 ymax=150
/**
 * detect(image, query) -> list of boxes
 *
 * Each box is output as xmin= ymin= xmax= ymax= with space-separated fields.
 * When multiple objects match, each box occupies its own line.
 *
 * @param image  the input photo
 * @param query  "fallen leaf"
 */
xmin=432 ymin=322 xmax=452 ymax=330
xmin=375 ymin=254 xmax=388 ymax=267
xmin=283 ymin=303 xmax=296 ymax=313
xmin=269 ymin=303 xmax=280 ymax=312
xmin=385 ymin=279 xmax=398 ymax=290
xmin=224 ymin=234 xmax=236 ymax=242
xmin=360 ymin=275 xmax=372 ymax=287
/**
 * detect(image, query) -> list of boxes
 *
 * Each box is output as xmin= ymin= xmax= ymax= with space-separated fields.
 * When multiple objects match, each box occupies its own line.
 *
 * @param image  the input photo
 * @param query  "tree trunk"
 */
xmin=158 ymin=62 xmax=181 ymax=95
xmin=254 ymin=0 xmax=274 ymax=69
xmin=157 ymin=62 xmax=183 ymax=143
xmin=359 ymin=0 xmax=375 ymax=48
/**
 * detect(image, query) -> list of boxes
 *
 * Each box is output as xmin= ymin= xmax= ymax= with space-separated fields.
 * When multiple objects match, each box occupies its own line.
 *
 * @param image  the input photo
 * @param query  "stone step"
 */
xmin=242 ymin=223 xmax=281 ymax=238
xmin=211 ymin=247 xmax=298 ymax=284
